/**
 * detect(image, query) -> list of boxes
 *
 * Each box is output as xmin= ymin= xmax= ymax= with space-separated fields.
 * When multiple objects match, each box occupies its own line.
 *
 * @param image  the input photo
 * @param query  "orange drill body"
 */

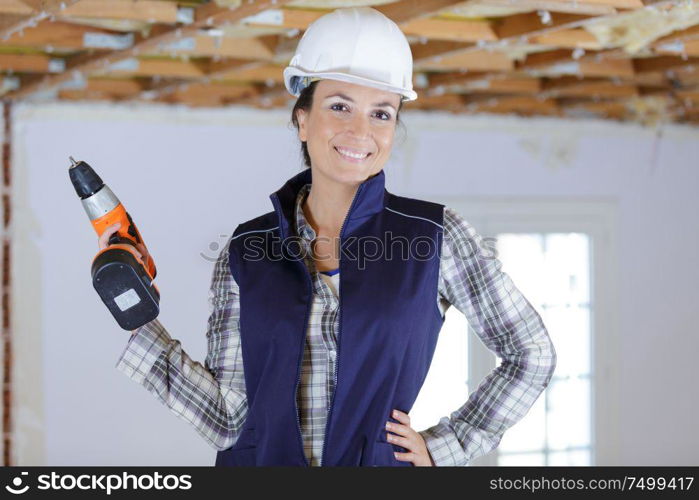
xmin=91 ymin=202 xmax=157 ymax=282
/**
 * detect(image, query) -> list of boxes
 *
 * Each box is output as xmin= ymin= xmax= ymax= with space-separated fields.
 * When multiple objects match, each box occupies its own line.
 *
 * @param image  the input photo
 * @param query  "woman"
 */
xmin=103 ymin=7 xmax=557 ymax=467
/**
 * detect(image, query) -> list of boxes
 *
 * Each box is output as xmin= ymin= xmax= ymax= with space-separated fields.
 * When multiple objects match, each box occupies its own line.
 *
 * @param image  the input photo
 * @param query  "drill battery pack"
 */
xmin=91 ymin=245 xmax=160 ymax=331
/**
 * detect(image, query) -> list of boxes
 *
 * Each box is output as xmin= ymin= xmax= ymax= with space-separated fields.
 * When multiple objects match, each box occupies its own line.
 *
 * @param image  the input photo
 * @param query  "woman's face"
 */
xmin=296 ymin=79 xmax=402 ymax=187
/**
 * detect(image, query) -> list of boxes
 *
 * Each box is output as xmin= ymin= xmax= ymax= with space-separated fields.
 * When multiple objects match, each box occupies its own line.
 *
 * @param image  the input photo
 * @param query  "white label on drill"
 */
xmin=114 ymin=288 xmax=141 ymax=312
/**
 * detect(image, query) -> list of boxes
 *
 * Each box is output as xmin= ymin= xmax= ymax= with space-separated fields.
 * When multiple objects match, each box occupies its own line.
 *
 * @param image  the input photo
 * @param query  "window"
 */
xmin=412 ymin=200 xmax=617 ymax=467
xmin=495 ymin=232 xmax=592 ymax=466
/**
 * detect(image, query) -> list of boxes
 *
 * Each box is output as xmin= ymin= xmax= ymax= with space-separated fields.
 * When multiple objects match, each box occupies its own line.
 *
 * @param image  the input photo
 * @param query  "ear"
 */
xmin=296 ymin=108 xmax=308 ymax=142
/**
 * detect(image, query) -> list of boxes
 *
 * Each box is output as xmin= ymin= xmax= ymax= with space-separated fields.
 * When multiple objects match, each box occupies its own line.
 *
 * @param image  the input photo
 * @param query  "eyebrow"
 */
xmin=324 ymin=92 xmax=397 ymax=112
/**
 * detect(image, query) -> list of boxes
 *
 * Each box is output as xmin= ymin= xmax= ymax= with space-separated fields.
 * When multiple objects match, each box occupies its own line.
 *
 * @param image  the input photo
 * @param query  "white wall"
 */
xmin=10 ymin=100 xmax=699 ymax=465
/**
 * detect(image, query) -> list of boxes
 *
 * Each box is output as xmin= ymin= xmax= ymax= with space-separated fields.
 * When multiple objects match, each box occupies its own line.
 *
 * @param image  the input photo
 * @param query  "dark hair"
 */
xmin=289 ymin=79 xmax=406 ymax=169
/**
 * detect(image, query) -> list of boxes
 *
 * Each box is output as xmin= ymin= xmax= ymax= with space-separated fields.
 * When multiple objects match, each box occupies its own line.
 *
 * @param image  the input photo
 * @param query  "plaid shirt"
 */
xmin=116 ymin=182 xmax=557 ymax=466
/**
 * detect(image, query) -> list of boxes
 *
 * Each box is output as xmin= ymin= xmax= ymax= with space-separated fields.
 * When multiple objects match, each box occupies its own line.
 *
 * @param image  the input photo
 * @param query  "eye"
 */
xmin=330 ymin=103 xmax=391 ymax=121
xmin=330 ymin=103 xmax=348 ymax=112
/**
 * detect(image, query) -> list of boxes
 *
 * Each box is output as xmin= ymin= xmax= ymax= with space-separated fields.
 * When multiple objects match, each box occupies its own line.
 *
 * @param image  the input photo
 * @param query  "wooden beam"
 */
xmin=674 ymin=88 xmax=699 ymax=104
xmin=58 ymin=88 xmax=121 ymax=102
xmin=213 ymin=62 xmax=284 ymax=83
xmin=0 ymin=1 xmax=32 ymax=15
xmin=168 ymin=82 xmax=259 ymax=101
xmin=146 ymin=34 xmax=276 ymax=60
xmin=543 ymin=78 xmax=639 ymax=97
xmin=567 ymin=0 xmax=643 ymax=7
xmin=0 ymin=52 xmax=56 ymax=72
xmin=442 ymin=76 xmax=543 ymax=94
xmin=416 ymin=49 xmax=514 ymax=71
xmin=670 ymin=66 xmax=699 ymax=87
xmin=0 ymin=0 xmax=81 ymax=40
xmin=400 ymin=18 xmax=497 ymax=43
xmin=427 ymin=71 xmax=492 ymax=86
xmin=229 ymin=83 xmax=290 ymax=108
xmin=478 ymin=76 xmax=542 ymax=93
xmin=230 ymin=0 xmax=471 ymax=34
xmin=651 ymin=25 xmax=699 ymax=48
xmin=626 ymin=71 xmax=668 ymax=86
xmin=466 ymin=95 xmax=560 ymax=115
xmin=562 ymin=100 xmax=628 ymax=119
xmin=118 ymin=60 xmax=273 ymax=103
xmin=633 ymin=55 xmax=699 ymax=74
xmin=654 ymin=39 xmax=699 ymax=57
xmin=4 ymin=0 xmax=297 ymax=99
xmin=0 ymin=20 xmax=118 ymax=50
xmin=374 ymin=0 xmax=465 ymax=25
xmin=16 ymin=0 xmax=69 ymax=11
xmin=242 ymin=8 xmax=323 ymax=30
xmin=474 ymin=0 xmax=618 ymax=16
xmin=410 ymin=40 xmax=474 ymax=62
xmin=86 ymin=78 xmax=145 ymax=96
xmin=0 ymin=16 xmax=30 ymax=45
xmin=520 ymin=48 xmax=578 ymax=67
xmin=108 ymin=58 xmax=208 ymax=78
xmin=521 ymin=50 xmax=636 ymax=78
xmin=575 ymin=57 xmax=636 ymax=77
xmin=403 ymin=93 xmax=465 ymax=110
xmin=56 ymin=77 xmax=148 ymax=100
xmin=0 ymin=0 xmax=183 ymax=26
xmin=58 ymin=0 xmax=181 ymax=24
xmin=530 ymin=29 xmax=602 ymax=49
xmin=494 ymin=12 xmax=592 ymax=39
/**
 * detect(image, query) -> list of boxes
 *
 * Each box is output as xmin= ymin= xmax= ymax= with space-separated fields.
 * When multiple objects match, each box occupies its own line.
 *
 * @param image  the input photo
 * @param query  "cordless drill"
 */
xmin=69 ymin=157 xmax=159 ymax=330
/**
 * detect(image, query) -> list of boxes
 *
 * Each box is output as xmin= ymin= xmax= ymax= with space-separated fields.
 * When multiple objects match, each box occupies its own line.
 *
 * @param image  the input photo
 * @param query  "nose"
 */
xmin=347 ymin=111 xmax=371 ymax=140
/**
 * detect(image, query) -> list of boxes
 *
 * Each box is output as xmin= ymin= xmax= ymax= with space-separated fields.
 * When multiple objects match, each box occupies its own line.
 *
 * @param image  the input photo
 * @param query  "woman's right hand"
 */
xmin=98 ymin=222 xmax=151 ymax=336
xmin=98 ymin=222 xmax=150 ymax=264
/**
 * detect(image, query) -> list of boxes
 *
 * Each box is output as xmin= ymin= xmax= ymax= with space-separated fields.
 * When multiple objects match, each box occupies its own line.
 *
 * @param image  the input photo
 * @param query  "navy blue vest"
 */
xmin=216 ymin=168 xmax=445 ymax=466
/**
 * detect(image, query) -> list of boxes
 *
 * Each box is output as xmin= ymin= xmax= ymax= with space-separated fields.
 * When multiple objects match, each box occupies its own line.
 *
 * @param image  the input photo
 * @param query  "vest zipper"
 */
xmin=320 ymin=183 xmax=366 ymax=466
xmin=271 ymin=193 xmax=311 ymax=466
xmin=295 ymin=267 xmax=313 ymax=467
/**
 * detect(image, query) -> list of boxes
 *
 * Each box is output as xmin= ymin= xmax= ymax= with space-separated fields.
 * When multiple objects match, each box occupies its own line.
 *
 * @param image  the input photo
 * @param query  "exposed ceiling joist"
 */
xmin=1 ymin=0 xmax=698 ymax=125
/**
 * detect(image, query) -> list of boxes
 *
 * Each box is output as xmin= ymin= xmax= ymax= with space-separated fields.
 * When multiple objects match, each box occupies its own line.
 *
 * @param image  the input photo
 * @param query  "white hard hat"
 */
xmin=283 ymin=6 xmax=418 ymax=102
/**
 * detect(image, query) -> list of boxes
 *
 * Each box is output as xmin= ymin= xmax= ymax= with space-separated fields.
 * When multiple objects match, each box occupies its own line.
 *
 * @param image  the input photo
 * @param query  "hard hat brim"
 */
xmin=284 ymin=67 xmax=418 ymax=102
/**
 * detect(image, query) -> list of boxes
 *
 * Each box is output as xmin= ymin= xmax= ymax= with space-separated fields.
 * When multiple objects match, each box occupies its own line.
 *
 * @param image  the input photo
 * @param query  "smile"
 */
xmin=334 ymin=146 xmax=372 ymax=162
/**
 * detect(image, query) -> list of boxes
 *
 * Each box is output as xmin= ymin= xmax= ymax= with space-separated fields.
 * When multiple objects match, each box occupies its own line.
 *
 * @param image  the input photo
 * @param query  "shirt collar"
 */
xmin=294 ymin=183 xmax=315 ymax=242
xmin=270 ymin=167 xmax=388 ymax=241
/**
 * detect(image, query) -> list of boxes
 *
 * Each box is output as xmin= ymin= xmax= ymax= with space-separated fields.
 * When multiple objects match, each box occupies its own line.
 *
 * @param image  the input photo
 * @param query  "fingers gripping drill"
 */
xmin=69 ymin=157 xmax=160 ymax=330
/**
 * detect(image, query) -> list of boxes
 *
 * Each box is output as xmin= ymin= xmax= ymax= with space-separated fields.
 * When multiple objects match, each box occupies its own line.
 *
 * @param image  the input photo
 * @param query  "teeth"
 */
xmin=336 ymin=147 xmax=369 ymax=159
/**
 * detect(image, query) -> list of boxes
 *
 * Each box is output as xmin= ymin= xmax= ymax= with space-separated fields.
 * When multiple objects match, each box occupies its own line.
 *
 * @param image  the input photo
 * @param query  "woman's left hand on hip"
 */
xmin=386 ymin=409 xmax=435 ymax=466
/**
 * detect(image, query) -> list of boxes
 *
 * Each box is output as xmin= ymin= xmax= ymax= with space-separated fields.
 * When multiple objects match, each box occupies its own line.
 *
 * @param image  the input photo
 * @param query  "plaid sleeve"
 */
xmin=419 ymin=206 xmax=557 ymax=466
xmin=115 ymin=235 xmax=248 ymax=451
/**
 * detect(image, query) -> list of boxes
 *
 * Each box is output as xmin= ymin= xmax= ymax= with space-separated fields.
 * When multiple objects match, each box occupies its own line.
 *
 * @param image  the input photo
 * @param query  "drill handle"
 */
xmin=108 ymin=222 xmax=157 ymax=280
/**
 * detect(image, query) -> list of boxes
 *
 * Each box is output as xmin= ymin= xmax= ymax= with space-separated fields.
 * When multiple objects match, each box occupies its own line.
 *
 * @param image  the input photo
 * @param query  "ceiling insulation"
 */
xmin=493 ymin=43 xmax=558 ymax=62
xmin=218 ymin=0 xmax=396 ymax=6
xmin=1 ymin=0 xmax=699 ymax=126
xmin=216 ymin=24 xmax=292 ymax=38
xmin=625 ymin=95 xmax=675 ymax=125
xmin=213 ymin=0 xmax=242 ymax=7
xmin=438 ymin=1 xmax=535 ymax=18
xmin=584 ymin=1 xmax=699 ymax=54
xmin=53 ymin=16 xmax=152 ymax=33
xmin=287 ymin=0 xmax=395 ymax=7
